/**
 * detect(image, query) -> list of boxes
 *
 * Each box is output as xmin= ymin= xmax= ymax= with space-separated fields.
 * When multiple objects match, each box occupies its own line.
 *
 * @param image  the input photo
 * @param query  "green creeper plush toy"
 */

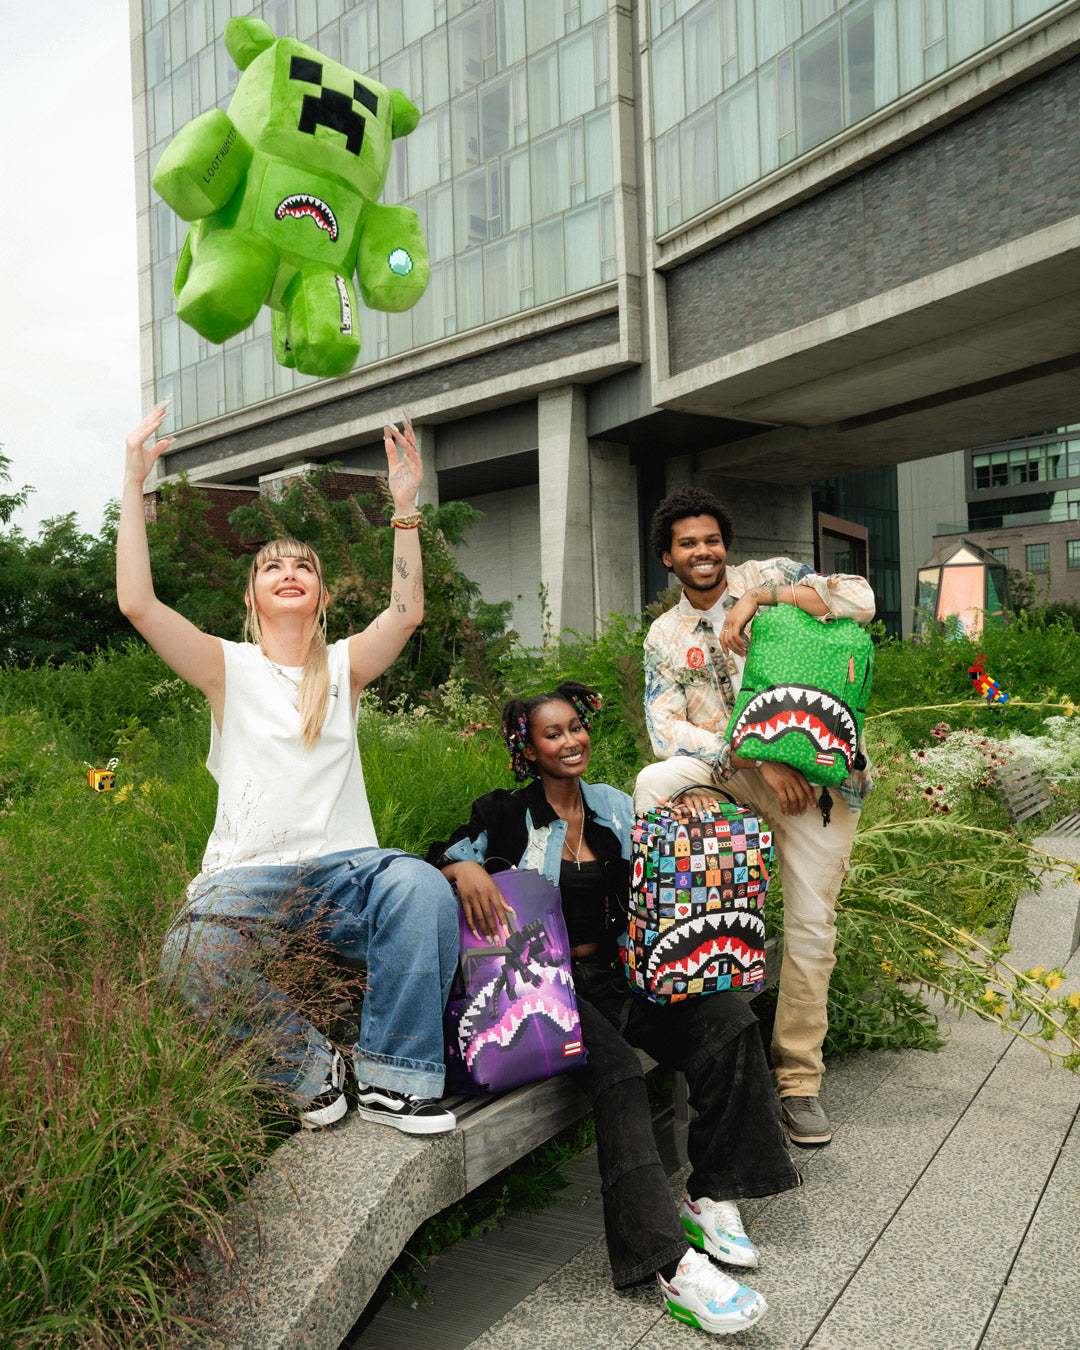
xmin=152 ymin=17 xmax=429 ymax=378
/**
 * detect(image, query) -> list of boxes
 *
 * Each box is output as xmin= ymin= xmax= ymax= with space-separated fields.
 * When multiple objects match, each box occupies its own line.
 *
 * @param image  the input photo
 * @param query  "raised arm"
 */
xmin=348 ymin=413 xmax=425 ymax=692
xmin=116 ymin=405 xmax=224 ymax=708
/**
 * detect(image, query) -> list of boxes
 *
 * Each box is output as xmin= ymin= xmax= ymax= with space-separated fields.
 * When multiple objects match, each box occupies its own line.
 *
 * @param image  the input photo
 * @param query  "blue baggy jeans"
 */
xmin=159 ymin=848 xmax=459 ymax=1103
xmin=571 ymin=958 xmax=801 ymax=1287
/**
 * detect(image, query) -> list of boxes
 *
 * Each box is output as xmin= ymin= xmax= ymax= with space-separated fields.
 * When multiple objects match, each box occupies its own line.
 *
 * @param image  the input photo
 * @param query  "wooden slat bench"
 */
xmin=994 ymin=758 xmax=1080 ymax=836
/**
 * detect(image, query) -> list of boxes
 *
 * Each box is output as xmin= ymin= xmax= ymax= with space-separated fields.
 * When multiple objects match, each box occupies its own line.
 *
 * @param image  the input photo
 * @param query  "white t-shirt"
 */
xmin=194 ymin=637 xmax=377 ymax=883
xmin=698 ymin=590 xmax=746 ymax=698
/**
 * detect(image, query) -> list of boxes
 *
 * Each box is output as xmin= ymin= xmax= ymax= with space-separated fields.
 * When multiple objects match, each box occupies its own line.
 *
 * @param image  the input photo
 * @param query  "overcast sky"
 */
xmin=0 ymin=2 xmax=142 ymax=537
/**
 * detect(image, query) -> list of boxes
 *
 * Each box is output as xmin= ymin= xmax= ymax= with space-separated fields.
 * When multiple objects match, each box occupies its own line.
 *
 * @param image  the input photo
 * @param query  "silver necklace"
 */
xmin=264 ymin=653 xmax=302 ymax=688
xmin=565 ymin=800 xmax=585 ymax=869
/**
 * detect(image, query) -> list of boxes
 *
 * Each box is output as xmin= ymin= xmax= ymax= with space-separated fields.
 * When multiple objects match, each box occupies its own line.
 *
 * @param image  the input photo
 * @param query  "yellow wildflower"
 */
xmin=1066 ymin=991 xmax=1080 ymax=1011
xmin=1044 ymin=971 xmax=1064 ymax=991
xmin=981 ymin=987 xmax=997 ymax=1004
xmin=1063 ymin=697 xmax=1076 ymax=717
xmin=114 ymin=784 xmax=132 ymax=802
xmin=1026 ymin=967 xmax=1045 ymax=980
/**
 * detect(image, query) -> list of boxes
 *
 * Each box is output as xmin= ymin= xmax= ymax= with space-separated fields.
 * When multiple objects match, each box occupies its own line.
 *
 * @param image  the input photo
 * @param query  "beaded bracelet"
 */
xmin=391 ymin=511 xmax=423 ymax=529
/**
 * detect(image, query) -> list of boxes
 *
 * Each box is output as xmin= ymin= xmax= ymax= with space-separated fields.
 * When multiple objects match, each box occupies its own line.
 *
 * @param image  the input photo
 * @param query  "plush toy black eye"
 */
xmin=354 ymin=81 xmax=378 ymax=114
xmin=290 ymin=56 xmax=322 ymax=84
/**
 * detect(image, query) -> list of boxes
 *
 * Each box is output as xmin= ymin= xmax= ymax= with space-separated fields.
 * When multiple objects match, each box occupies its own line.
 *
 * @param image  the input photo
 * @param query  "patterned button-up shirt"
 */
xmin=643 ymin=558 xmax=876 ymax=810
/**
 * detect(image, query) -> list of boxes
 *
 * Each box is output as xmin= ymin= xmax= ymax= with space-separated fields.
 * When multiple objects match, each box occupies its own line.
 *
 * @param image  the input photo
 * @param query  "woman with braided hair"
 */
xmin=428 ymin=682 xmax=798 ymax=1338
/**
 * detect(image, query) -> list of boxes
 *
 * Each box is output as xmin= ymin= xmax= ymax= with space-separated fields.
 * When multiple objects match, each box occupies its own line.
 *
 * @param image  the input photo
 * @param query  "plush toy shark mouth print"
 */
xmin=730 ymin=684 xmax=858 ymax=769
xmin=457 ymin=961 xmax=580 ymax=1070
xmin=646 ymin=909 xmax=766 ymax=990
xmin=275 ymin=193 xmax=339 ymax=241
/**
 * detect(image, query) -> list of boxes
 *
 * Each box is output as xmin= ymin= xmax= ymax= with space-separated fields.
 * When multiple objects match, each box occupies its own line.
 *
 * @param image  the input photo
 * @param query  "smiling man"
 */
xmin=634 ymin=487 xmax=875 ymax=1146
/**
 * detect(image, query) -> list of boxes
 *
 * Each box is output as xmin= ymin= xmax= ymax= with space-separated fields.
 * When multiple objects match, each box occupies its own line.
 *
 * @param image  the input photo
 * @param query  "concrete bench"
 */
xmin=180 ymin=938 xmax=779 ymax=1350
xmin=993 ymin=758 xmax=1080 ymax=835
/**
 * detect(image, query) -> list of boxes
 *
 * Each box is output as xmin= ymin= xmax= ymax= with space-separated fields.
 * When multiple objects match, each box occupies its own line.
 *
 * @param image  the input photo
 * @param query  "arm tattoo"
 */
xmin=393 ymin=588 xmax=406 ymax=614
xmin=394 ymin=556 xmax=407 ymax=579
xmin=412 ymin=575 xmax=422 ymax=602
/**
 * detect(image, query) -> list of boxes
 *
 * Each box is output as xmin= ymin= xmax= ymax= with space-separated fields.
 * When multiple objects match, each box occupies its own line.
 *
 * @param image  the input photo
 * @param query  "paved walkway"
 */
xmin=350 ymin=840 xmax=1080 ymax=1350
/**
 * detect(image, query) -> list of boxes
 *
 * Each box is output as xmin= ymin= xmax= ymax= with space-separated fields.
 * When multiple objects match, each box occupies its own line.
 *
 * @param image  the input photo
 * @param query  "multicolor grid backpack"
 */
xmin=623 ymin=800 xmax=770 ymax=1003
xmin=726 ymin=605 xmax=873 ymax=816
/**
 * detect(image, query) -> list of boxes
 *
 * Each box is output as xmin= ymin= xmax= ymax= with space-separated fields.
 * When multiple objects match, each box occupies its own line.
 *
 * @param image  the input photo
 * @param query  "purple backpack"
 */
xmin=445 ymin=868 xmax=587 ymax=1094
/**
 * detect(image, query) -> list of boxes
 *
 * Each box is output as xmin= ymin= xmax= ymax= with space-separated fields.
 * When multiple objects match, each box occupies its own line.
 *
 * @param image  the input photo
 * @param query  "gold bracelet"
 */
xmin=791 ymin=583 xmax=798 ymax=608
xmin=391 ymin=512 xmax=423 ymax=529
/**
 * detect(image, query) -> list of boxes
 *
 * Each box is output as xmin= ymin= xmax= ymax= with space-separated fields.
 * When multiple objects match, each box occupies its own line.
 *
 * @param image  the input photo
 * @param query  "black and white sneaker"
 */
xmin=300 ymin=1050 xmax=348 ymax=1129
xmin=355 ymin=1081 xmax=456 ymax=1135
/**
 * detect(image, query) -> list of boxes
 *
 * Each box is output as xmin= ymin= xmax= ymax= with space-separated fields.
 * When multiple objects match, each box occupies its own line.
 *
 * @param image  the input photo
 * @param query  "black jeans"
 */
xmin=571 ymin=958 xmax=800 ymax=1288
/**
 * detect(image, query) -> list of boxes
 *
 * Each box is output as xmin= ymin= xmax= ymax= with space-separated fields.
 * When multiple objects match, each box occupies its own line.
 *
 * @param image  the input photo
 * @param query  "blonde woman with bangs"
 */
xmin=117 ymin=403 xmax=459 ymax=1134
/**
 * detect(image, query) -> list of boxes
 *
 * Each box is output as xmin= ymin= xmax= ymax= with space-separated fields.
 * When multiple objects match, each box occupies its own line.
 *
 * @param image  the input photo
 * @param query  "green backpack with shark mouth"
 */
xmin=726 ymin=605 xmax=874 ymax=812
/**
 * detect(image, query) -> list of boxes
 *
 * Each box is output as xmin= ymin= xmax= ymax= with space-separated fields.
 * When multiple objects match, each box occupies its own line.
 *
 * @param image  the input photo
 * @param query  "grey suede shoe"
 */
xmin=780 ymin=1095 xmax=832 ymax=1145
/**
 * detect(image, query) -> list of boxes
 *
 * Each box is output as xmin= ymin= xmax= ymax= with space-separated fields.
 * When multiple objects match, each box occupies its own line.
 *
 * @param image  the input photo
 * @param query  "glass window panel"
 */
xmin=152 ymin=258 xmax=175 ymax=315
xmin=593 ymin=14 xmax=609 ymax=87
xmin=172 ymin=63 xmax=193 ymax=130
xmin=651 ymin=26 xmax=685 ymax=133
xmin=404 ymin=0 xmax=435 ymax=44
xmin=388 ymin=308 xmax=413 ymax=355
xmin=341 ymin=7 xmax=368 ymax=70
xmin=1026 ymin=543 xmax=1050 ymax=572
xmin=989 ymin=547 xmax=1009 ymax=565
xmin=584 ymin=107 xmax=612 ymax=197
xmin=479 ymin=73 xmax=513 ymax=158
xmin=426 ymin=183 xmax=454 ymax=259
xmin=146 ymin=23 xmax=168 ymax=84
xmin=224 ymin=348 xmax=243 ymax=411
xmin=215 ymin=34 xmax=238 ymax=103
xmin=685 ymin=1 xmax=722 ymax=113
xmin=381 ymin=50 xmax=410 ymax=97
xmin=581 ymin=0 xmax=604 ymax=18
xmin=923 ymin=0 xmax=945 ymax=44
xmin=843 ymin=0 xmax=893 ymax=125
xmin=454 ymin=167 xmax=488 ymax=248
xmin=533 ymin=215 xmax=565 ymax=302
xmin=379 ymin=0 xmax=404 ymax=53
xmin=795 ymin=19 xmax=842 ymax=152
xmin=1066 ymin=541 xmax=1080 ymax=570
xmin=422 ymin=29 xmax=450 ymax=108
xmin=803 ymin=0 xmax=839 ymax=27
xmin=456 ymin=249 xmax=485 ymax=329
xmin=482 ymin=235 xmax=518 ymax=320
xmin=757 ymin=57 xmax=779 ymax=176
xmin=1013 ymin=0 xmax=1058 ymax=20
xmin=776 ymin=48 xmax=794 ymax=135
xmin=316 ymin=22 xmax=341 ymax=61
xmin=653 ymin=135 xmax=669 ymax=233
xmin=600 ymin=193 xmax=615 ymax=259
xmin=717 ymin=77 xmax=758 ymax=200
xmin=526 ymin=0 xmax=561 ymax=51
xmin=169 ymin=6 xmax=187 ymax=67
xmin=451 ymin=90 xmax=480 ymax=172
xmin=153 ymin=79 xmax=173 ymax=144
xmin=531 ymin=129 xmax=570 ymax=218
xmin=947 ymin=1 xmax=985 ymax=61
xmin=527 ymin=47 xmax=560 ymax=134
xmin=196 ymin=356 xmax=220 ymax=422
xmin=570 ymin=119 xmax=585 ymax=186
xmin=1068 ymin=442 xmax=1080 ymax=477
xmin=449 ymin=8 xmax=485 ymax=92
xmin=502 ymin=147 xmax=531 ymax=229
xmin=384 ymin=137 xmax=407 ymax=203
xmin=755 ymin=0 xmax=799 ymax=62
xmin=295 ymin=0 xmax=317 ymax=41
xmin=564 ymin=202 xmax=600 ymax=294
xmin=160 ymin=316 xmax=180 ymax=374
xmin=560 ymin=27 xmax=594 ymax=121
xmin=408 ymin=115 xmax=440 ymax=192
xmin=680 ymin=104 xmax=718 ymax=219
xmin=497 ymin=0 xmax=527 ymax=65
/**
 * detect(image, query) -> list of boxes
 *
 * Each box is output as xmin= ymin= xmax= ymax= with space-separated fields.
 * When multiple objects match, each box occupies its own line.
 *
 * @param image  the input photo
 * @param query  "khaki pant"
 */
xmin=634 ymin=759 xmax=857 ymax=1098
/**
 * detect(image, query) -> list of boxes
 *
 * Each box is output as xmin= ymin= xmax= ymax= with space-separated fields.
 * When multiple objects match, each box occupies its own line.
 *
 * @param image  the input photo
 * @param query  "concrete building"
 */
xmin=928 ymin=423 xmax=1080 ymax=610
xmin=131 ymin=0 xmax=1080 ymax=644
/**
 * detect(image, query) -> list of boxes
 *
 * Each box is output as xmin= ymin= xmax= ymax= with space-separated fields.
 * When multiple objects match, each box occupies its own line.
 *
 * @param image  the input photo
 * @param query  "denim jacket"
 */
xmin=428 ymin=777 xmax=634 ymax=886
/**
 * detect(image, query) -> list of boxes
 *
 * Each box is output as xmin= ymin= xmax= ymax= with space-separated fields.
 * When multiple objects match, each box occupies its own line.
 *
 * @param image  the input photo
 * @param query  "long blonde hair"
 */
xmin=243 ymin=539 xmax=330 ymax=750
